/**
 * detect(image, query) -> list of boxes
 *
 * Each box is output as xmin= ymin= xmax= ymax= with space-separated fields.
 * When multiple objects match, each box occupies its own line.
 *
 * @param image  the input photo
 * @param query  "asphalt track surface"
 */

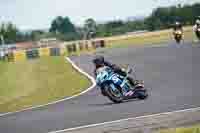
xmin=1 ymin=42 xmax=200 ymax=133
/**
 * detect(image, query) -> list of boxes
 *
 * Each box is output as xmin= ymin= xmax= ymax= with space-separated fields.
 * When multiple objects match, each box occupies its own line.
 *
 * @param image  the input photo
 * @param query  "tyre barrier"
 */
xmin=79 ymin=42 xmax=84 ymax=51
xmin=14 ymin=50 xmax=27 ymax=61
xmin=66 ymin=43 xmax=82 ymax=56
xmin=50 ymin=47 xmax=60 ymax=56
xmin=7 ymin=52 xmax=14 ymax=62
xmin=0 ymin=52 xmax=14 ymax=62
xmin=66 ymin=44 xmax=74 ymax=56
xmin=39 ymin=48 xmax=50 ymax=56
xmin=60 ymin=48 xmax=67 ymax=56
xmin=26 ymin=49 xmax=39 ymax=59
xmin=92 ymin=41 xmax=97 ymax=49
xmin=5 ymin=39 xmax=106 ymax=62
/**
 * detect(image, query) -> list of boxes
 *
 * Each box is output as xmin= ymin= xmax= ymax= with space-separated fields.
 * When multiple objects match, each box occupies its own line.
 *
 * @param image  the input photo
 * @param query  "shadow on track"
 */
xmin=88 ymin=99 xmax=142 ymax=107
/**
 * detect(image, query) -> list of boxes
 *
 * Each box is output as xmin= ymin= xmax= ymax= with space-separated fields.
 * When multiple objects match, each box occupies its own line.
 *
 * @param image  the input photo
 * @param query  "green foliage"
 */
xmin=0 ymin=22 xmax=18 ymax=44
xmin=84 ymin=18 xmax=97 ymax=32
xmin=49 ymin=16 xmax=76 ymax=34
xmin=83 ymin=18 xmax=97 ymax=39
xmin=56 ymin=32 xmax=81 ymax=41
xmin=95 ymin=20 xmax=127 ymax=37
xmin=49 ymin=16 xmax=80 ymax=41
xmin=2 ymin=3 xmax=200 ymax=43
xmin=145 ymin=3 xmax=200 ymax=31
xmin=95 ymin=2 xmax=200 ymax=35
xmin=30 ymin=30 xmax=45 ymax=41
xmin=0 ymin=22 xmax=39 ymax=43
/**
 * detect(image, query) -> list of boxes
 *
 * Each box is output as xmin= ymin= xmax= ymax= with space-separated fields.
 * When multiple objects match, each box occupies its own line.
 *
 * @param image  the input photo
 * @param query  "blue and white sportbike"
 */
xmin=96 ymin=65 xmax=148 ymax=103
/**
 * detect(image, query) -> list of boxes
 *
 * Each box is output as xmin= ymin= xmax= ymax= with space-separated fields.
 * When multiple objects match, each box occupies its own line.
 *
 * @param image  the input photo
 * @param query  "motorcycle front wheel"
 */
xmin=196 ymin=32 xmax=200 ymax=40
xmin=104 ymin=84 xmax=123 ymax=103
xmin=175 ymin=36 xmax=182 ymax=43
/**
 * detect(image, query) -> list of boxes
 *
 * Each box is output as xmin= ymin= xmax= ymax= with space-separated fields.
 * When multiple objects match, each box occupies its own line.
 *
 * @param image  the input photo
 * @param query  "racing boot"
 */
xmin=134 ymin=80 xmax=144 ymax=89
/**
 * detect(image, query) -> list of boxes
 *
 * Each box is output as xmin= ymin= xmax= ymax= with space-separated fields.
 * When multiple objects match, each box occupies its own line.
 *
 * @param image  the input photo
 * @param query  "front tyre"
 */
xmin=104 ymin=84 xmax=123 ymax=103
xmin=176 ymin=38 xmax=181 ymax=43
xmin=175 ymin=36 xmax=181 ymax=43
xmin=196 ymin=31 xmax=200 ymax=40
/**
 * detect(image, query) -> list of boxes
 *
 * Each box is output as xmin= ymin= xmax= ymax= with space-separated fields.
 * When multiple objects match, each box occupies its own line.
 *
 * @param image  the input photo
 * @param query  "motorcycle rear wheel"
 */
xmin=136 ymin=89 xmax=148 ymax=100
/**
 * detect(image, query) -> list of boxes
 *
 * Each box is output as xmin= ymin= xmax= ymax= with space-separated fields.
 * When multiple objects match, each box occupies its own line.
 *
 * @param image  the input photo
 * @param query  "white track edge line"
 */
xmin=0 ymin=57 xmax=96 ymax=117
xmin=49 ymin=106 xmax=200 ymax=133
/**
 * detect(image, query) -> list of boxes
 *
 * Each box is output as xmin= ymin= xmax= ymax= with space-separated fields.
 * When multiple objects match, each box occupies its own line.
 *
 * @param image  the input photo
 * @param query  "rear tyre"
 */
xmin=104 ymin=84 xmax=123 ymax=103
xmin=136 ymin=90 xmax=148 ymax=100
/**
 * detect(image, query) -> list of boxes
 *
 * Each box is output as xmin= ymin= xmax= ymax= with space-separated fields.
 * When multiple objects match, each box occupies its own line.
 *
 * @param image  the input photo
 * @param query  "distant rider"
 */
xmin=193 ymin=16 xmax=200 ymax=38
xmin=193 ymin=16 xmax=200 ymax=31
xmin=173 ymin=21 xmax=183 ymax=34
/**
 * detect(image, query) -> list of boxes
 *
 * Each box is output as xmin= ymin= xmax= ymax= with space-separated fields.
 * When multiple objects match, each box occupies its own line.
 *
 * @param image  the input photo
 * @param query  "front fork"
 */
xmin=120 ymin=76 xmax=131 ymax=95
xmin=108 ymin=82 xmax=130 ymax=97
xmin=100 ymin=75 xmax=131 ymax=97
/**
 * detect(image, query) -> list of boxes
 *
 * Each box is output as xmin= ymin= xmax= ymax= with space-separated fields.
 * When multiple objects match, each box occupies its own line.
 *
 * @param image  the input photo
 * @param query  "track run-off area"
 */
xmin=0 ymin=42 xmax=200 ymax=133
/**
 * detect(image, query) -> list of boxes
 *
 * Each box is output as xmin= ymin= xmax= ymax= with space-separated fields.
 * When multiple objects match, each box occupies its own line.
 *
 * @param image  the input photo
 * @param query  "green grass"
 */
xmin=106 ymin=26 xmax=196 ymax=48
xmin=0 ymin=56 xmax=91 ymax=113
xmin=157 ymin=124 xmax=200 ymax=133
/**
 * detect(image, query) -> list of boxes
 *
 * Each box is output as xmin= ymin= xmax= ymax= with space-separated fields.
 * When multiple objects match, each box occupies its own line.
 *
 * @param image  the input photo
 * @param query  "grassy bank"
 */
xmin=0 ymin=56 xmax=91 ymax=113
xmin=106 ymin=26 xmax=196 ymax=48
xmin=157 ymin=124 xmax=200 ymax=133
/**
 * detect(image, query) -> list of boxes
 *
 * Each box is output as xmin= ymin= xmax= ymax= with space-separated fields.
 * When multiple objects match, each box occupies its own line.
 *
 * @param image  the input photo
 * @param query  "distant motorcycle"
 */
xmin=195 ymin=26 xmax=200 ymax=41
xmin=96 ymin=65 xmax=148 ymax=103
xmin=174 ymin=30 xmax=183 ymax=43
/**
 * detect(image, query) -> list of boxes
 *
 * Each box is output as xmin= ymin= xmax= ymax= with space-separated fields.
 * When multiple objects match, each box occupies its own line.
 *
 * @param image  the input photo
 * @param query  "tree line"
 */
xmin=0 ymin=2 xmax=200 ymax=44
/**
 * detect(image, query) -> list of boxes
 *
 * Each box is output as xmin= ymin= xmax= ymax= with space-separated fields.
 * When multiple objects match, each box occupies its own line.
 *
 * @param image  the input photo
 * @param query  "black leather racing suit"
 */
xmin=173 ymin=24 xmax=183 ymax=33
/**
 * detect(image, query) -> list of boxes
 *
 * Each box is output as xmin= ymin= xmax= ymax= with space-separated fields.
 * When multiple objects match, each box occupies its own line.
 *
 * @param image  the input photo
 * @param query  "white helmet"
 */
xmin=175 ymin=21 xmax=180 ymax=25
xmin=196 ymin=19 xmax=200 ymax=25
